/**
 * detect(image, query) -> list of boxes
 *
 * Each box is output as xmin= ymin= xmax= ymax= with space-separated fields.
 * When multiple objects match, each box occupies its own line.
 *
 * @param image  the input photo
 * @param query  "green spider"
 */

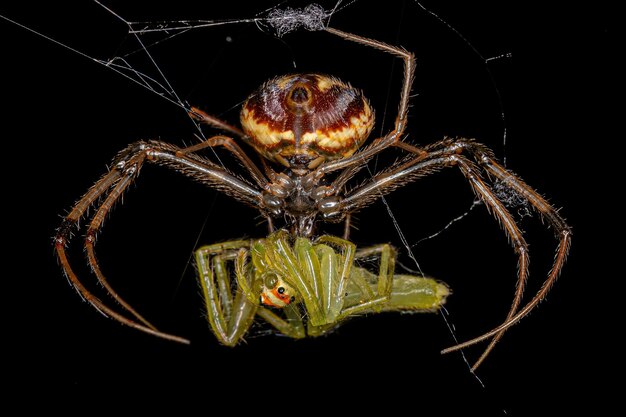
xmin=195 ymin=230 xmax=449 ymax=345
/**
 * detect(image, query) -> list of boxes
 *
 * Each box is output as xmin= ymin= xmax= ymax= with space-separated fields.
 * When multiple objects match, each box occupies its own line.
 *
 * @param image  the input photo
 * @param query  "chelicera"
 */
xmin=55 ymin=26 xmax=571 ymax=370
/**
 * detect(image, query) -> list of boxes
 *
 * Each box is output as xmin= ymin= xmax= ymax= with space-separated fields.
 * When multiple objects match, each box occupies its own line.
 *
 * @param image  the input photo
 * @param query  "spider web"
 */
xmin=2 ymin=1 xmax=521 ymax=410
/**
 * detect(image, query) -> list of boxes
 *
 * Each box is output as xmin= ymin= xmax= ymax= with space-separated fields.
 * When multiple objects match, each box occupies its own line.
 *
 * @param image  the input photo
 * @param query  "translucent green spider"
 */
xmin=195 ymin=230 xmax=450 ymax=345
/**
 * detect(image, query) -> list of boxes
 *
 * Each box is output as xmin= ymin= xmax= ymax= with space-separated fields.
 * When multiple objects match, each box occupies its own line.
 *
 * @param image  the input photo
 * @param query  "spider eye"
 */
xmin=264 ymin=273 xmax=278 ymax=289
xmin=277 ymin=286 xmax=285 ymax=294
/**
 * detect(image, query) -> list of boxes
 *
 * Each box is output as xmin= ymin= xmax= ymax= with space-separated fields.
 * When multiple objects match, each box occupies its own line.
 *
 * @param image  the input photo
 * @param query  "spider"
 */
xmin=55 ymin=24 xmax=571 ymax=370
xmin=195 ymin=230 xmax=449 ymax=345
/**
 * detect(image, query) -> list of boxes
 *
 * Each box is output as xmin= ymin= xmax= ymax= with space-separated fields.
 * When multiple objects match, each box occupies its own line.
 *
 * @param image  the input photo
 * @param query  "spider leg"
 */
xmin=310 ymin=28 xmax=417 ymax=183
xmin=337 ymin=243 xmax=396 ymax=318
xmin=409 ymin=140 xmax=532 ymax=369
xmin=84 ymin=168 xmax=157 ymax=330
xmin=439 ymin=141 xmax=571 ymax=367
xmin=176 ymin=134 xmax=269 ymax=190
xmin=189 ymin=106 xmax=246 ymax=139
xmin=140 ymin=139 xmax=263 ymax=203
xmin=342 ymin=213 xmax=352 ymax=240
xmin=55 ymin=169 xmax=188 ymax=343
xmin=188 ymin=108 xmax=289 ymax=196
xmin=256 ymin=305 xmax=306 ymax=339
xmin=196 ymin=242 xmax=258 ymax=346
xmin=55 ymin=139 xmax=264 ymax=343
xmin=315 ymin=235 xmax=357 ymax=321
xmin=168 ymin=132 xmax=297 ymax=222
xmin=342 ymin=139 xmax=571 ymax=369
xmin=408 ymin=139 xmax=571 ymax=368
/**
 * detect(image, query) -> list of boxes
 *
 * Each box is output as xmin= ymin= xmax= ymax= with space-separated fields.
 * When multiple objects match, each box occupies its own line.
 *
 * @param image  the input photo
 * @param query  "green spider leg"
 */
xmin=195 ymin=240 xmax=258 ymax=346
xmin=338 ymin=243 xmax=395 ymax=319
xmin=255 ymin=305 xmax=306 ymax=339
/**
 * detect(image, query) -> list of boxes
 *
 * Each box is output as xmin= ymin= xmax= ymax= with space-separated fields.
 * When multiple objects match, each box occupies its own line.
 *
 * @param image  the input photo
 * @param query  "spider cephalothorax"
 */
xmin=56 ymin=23 xmax=571 ymax=370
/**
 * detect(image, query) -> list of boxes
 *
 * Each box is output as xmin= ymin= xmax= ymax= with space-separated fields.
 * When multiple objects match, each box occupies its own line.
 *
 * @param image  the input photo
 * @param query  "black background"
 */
xmin=2 ymin=1 xmax=614 ymax=414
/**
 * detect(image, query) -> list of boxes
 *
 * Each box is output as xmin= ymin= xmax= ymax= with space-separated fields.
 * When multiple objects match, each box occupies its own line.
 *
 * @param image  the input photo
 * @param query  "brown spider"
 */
xmin=55 ymin=26 xmax=571 ymax=370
